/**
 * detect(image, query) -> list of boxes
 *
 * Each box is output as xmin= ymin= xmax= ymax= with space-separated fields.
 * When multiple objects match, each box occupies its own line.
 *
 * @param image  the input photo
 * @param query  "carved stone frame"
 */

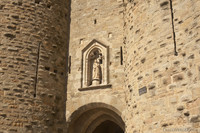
xmin=81 ymin=39 xmax=109 ymax=89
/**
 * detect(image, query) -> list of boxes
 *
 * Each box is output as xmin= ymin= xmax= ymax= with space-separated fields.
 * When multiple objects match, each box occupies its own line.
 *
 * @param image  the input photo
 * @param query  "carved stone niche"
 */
xmin=80 ymin=40 xmax=110 ymax=90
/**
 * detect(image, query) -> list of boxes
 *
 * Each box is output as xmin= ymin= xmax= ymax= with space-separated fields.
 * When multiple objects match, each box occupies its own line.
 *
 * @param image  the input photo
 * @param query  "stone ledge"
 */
xmin=78 ymin=84 xmax=112 ymax=91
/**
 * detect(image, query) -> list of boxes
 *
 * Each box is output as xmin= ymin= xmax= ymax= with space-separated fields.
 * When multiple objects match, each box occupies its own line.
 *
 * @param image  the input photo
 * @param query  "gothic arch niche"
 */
xmin=88 ymin=48 xmax=103 ymax=86
xmin=81 ymin=40 xmax=109 ymax=88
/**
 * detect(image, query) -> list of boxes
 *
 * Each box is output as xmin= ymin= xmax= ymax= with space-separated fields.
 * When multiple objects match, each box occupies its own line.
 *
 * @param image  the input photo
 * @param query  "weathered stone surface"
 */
xmin=123 ymin=0 xmax=200 ymax=132
xmin=1 ymin=0 xmax=199 ymax=132
xmin=66 ymin=0 xmax=126 ymax=132
xmin=0 ymin=0 xmax=70 ymax=132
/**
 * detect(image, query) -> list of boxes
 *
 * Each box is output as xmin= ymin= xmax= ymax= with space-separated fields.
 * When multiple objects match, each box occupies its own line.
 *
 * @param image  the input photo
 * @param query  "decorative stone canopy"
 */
xmin=81 ymin=39 xmax=109 ymax=89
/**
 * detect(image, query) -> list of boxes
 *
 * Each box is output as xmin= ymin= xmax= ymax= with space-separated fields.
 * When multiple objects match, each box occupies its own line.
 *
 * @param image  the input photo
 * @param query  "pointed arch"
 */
xmin=66 ymin=102 xmax=125 ymax=133
xmin=81 ymin=39 xmax=109 ymax=88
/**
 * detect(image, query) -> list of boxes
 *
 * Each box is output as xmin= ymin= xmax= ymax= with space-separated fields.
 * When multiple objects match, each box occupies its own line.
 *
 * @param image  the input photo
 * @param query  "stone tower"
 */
xmin=66 ymin=0 xmax=200 ymax=133
xmin=0 ymin=0 xmax=200 ymax=133
xmin=123 ymin=0 xmax=200 ymax=132
xmin=0 ymin=0 xmax=70 ymax=132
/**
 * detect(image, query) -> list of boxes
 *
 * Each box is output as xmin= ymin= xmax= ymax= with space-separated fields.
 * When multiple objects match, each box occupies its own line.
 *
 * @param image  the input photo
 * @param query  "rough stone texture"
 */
xmin=1 ymin=0 xmax=200 ymax=132
xmin=67 ymin=0 xmax=200 ymax=132
xmin=123 ymin=0 xmax=200 ymax=132
xmin=66 ymin=0 xmax=126 ymax=132
xmin=0 ymin=0 xmax=70 ymax=132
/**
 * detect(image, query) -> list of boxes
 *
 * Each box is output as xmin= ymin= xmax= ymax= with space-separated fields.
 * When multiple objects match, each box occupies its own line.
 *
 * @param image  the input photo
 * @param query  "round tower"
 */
xmin=123 ymin=0 xmax=200 ymax=132
xmin=0 ymin=0 xmax=70 ymax=132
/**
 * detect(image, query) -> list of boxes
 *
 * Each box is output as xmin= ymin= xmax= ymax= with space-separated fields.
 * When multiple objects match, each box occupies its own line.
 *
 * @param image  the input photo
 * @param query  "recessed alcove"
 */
xmin=81 ymin=39 xmax=110 ymax=90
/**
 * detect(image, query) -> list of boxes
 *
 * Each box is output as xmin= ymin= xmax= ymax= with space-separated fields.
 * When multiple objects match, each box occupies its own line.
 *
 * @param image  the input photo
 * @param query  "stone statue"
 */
xmin=92 ymin=58 xmax=100 ymax=80
xmin=91 ymin=51 xmax=102 ymax=85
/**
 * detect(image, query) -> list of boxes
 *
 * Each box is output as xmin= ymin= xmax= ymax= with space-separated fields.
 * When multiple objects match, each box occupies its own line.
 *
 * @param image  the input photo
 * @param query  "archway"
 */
xmin=67 ymin=103 xmax=125 ymax=133
xmin=93 ymin=120 xmax=124 ymax=133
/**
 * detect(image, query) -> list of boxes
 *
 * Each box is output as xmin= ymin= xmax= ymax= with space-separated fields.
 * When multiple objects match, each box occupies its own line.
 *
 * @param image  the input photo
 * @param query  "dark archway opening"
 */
xmin=93 ymin=120 xmax=124 ymax=133
xmin=67 ymin=103 xmax=125 ymax=133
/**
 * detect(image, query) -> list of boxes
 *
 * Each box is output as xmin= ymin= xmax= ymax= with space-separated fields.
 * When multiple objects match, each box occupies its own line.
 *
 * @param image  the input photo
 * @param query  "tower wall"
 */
xmin=123 ymin=0 xmax=200 ymax=132
xmin=0 ymin=0 xmax=70 ymax=132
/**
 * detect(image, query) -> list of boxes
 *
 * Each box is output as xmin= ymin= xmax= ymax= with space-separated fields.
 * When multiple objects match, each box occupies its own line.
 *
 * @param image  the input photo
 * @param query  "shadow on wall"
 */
xmin=66 ymin=102 xmax=125 ymax=133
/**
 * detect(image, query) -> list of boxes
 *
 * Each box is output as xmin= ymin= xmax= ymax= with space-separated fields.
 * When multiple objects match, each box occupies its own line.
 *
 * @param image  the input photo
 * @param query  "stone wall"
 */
xmin=0 ymin=0 xmax=70 ymax=132
xmin=66 ymin=0 xmax=126 ymax=121
xmin=1 ymin=0 xmax=199 ymax=132
xmin=123 ymin=0 xmax=200 ymax=132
